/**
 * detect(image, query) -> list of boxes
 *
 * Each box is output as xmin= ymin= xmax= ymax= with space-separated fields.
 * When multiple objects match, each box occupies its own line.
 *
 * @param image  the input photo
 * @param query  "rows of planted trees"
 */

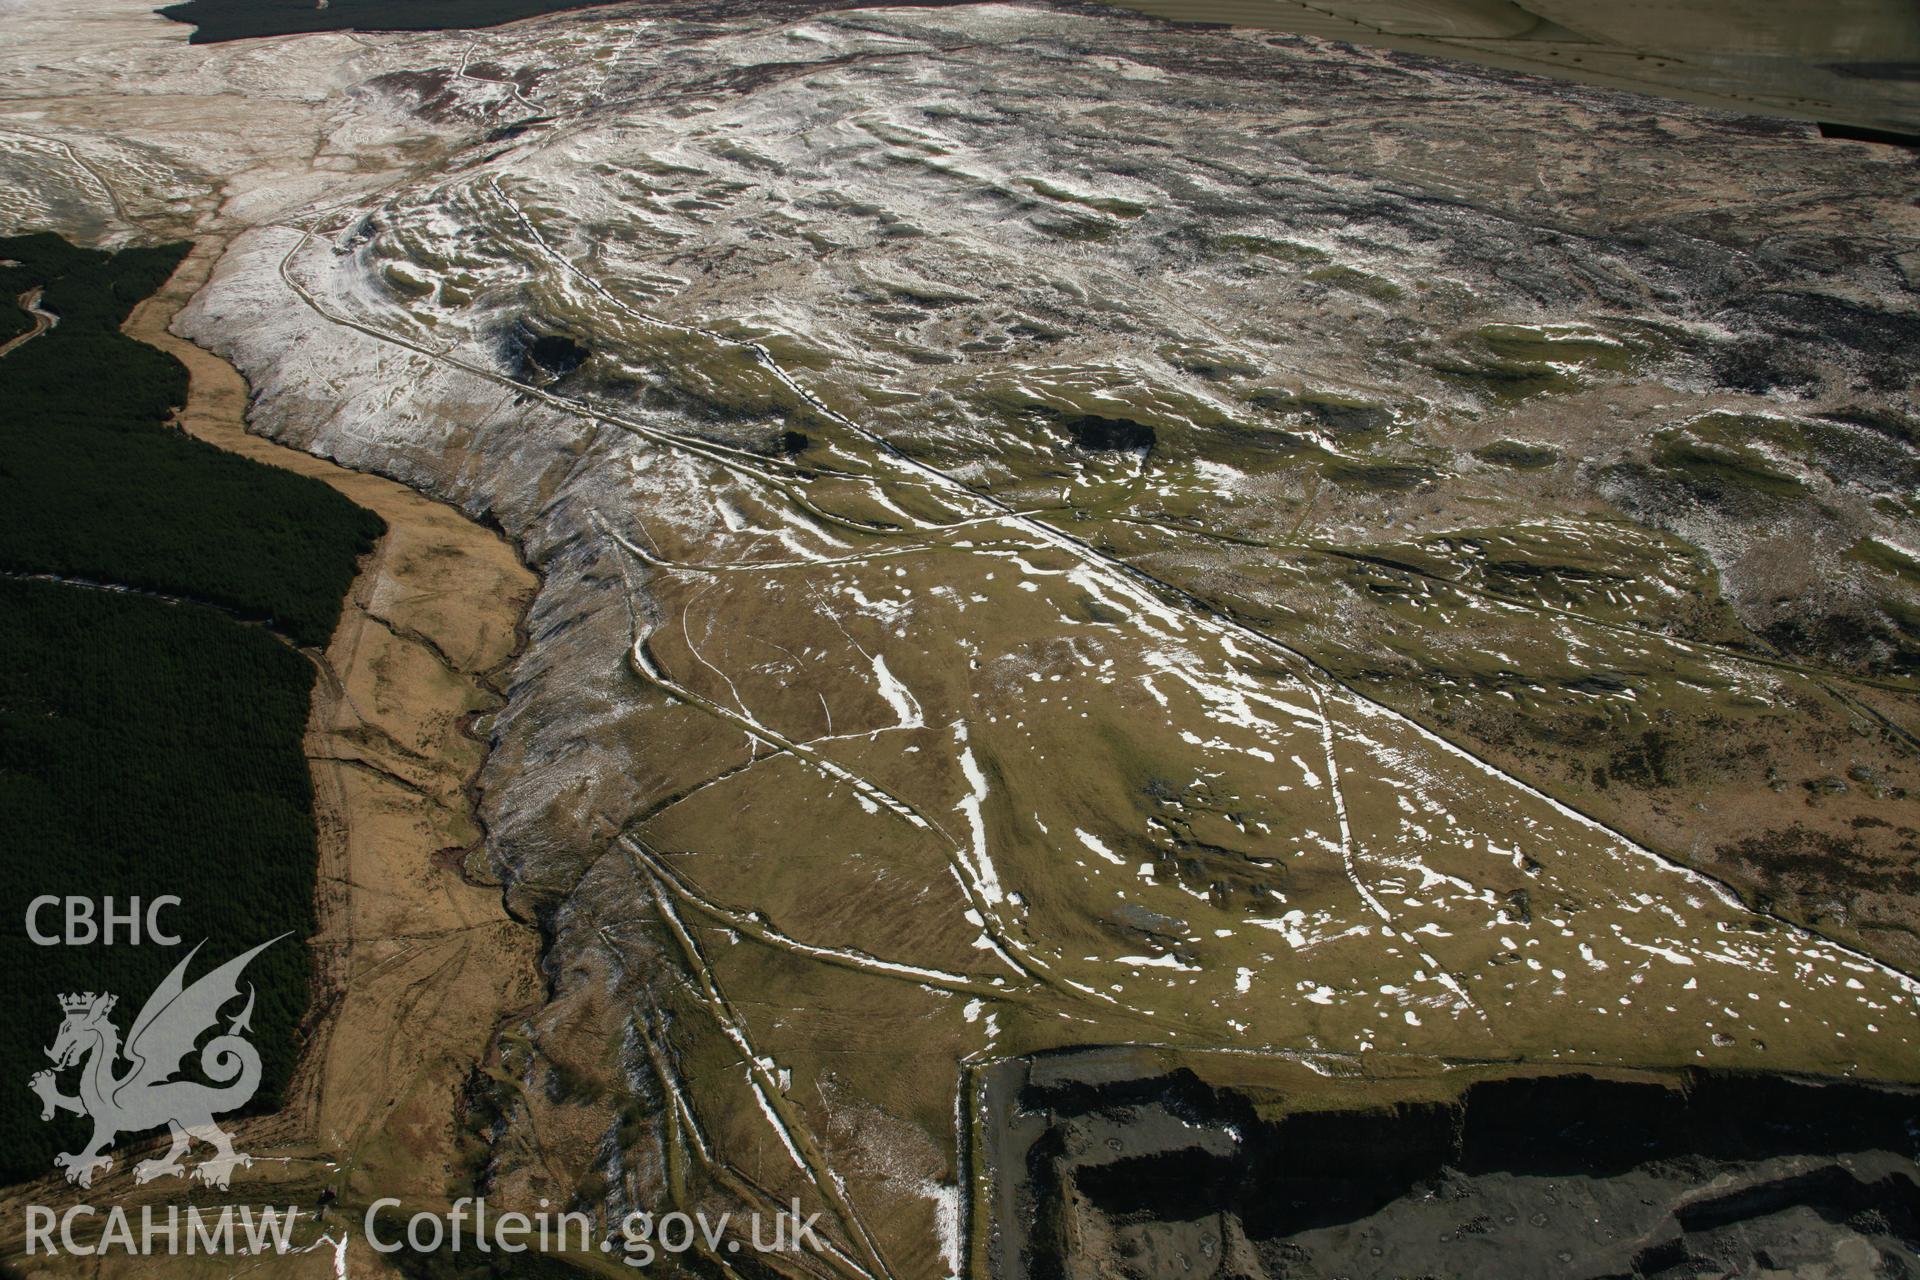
xmin=0 ymin=233 xmax=384 ymax=1181
xmin=0 ymin=234 xmax=385 ymax=646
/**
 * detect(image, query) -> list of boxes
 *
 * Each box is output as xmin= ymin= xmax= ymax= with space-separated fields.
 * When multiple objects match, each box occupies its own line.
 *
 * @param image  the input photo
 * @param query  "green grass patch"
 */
xmin=1848 ymin=537 xmax=1920 ymax=585
xmin=1473 ymin=439 xmax=1560 ymax=469
xmin=1249 ymin=390 xmax=1393 ymax=438
xmin=1324 ymin=460 xmax=1439 ymax=491
xmin=1211 ymin=233 xmax=1329 ymax=264
xmin=1477 ymin=323 xmax=1631 ymax=372
xmin=1020 ymin=178 xmax=1146 ymax=219
xmin=1430 ymin=323 xmax=1642 ymax=407
xmin=1652 ymin=437 xmax=1804 ymax=498
xmin=1429 ymin=355 xmax=1578 ymax=405
xmin=1307 ymin=264 xmax=1404 ymax=302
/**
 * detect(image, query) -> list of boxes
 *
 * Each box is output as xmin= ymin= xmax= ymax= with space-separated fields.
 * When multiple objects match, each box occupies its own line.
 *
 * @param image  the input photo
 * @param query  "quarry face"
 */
xmin=5 ymin=0 xmax=1918 ymax=1275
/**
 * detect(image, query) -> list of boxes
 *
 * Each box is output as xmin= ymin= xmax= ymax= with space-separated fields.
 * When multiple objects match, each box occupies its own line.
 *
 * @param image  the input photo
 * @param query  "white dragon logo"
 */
xmin=29 ymin=937 xmax=281 ymax=1190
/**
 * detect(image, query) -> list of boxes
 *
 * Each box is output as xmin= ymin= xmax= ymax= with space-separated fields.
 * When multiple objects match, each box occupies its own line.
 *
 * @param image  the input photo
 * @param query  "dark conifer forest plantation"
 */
xmin=0 ymin=233 xmax=384 ymax=1181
